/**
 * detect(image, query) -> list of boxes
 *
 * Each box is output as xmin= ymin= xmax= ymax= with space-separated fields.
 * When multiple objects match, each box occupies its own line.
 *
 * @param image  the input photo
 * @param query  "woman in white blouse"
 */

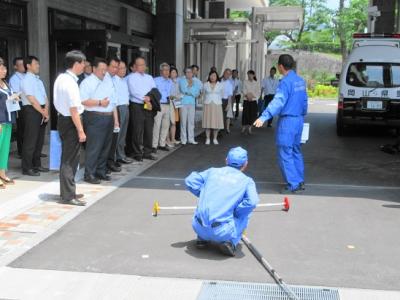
xmin=202 ymin=71 xmax=224 ymax=144
xmin=242 ymin=70 xmax=261 ymax=134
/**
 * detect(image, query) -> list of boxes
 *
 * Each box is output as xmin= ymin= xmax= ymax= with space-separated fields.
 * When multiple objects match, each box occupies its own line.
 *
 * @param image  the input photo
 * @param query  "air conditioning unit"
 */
xmin=205 ymin=1 xmax=226 ymax=19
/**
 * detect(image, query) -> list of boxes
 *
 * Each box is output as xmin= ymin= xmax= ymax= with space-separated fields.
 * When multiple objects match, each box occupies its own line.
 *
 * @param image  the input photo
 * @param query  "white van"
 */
xmin=336 ymin=33 xmax=400 ymax=135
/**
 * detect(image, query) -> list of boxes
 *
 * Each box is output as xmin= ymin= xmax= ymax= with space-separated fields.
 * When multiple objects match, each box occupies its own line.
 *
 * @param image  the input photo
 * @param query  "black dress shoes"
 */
xmin=107 ymin=163 xmax=121 ymax=172
xmin=158 ymin=146 xmax=170 ymax=152
xmin=23 ymin=169 xmax=40 ymax=176
xmin=133 ymin=156 xmax=143 ymax=162
xmin=117 ymin=158 xmax=133 ymax=164
xmin=96 ymin=174 xmax=112 ymax=181
xmin=143 ymin=154 xmax=158 ymax=161
xmin=84 ymin=176 xmax=101 ymax=184
xmin=34 ymin=166 xmax=49 ymax=172
xmin=40 ymin=153 xmax=47 ymax=158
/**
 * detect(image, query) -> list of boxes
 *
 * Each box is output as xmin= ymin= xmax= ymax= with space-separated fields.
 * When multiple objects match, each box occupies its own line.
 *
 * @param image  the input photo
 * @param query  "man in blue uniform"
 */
xmin=185 ymin=147 xmax=259 ymax=256
xmin=254 ymin=54 xmax=308 ymax=194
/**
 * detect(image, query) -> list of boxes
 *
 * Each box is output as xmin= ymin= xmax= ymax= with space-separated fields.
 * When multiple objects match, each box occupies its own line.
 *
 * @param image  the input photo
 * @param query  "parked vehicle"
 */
xmin=337 ymin=33 xmax=400 ymax=136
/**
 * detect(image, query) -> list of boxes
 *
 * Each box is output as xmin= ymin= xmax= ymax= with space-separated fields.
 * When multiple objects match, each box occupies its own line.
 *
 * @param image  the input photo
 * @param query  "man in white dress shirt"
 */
xmin=53 ymin=50 xmax=87 ymax=206
xmin=231 ymin=69 xmax=242 ymax=120
xmin=221 ymin=68 xmax=234 ymax=133
xmin=80 ymin=58 xmax=117 ymax=184
xmin=261 ymin=67 xmax=279 ymax=127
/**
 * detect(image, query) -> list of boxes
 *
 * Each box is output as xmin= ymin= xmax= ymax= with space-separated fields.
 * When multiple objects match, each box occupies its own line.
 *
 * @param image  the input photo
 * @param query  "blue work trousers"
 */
xmin=192 ymin=216 xmax=249 ymax=247
xmin=276 ymin=116 xmax=305 ymax=190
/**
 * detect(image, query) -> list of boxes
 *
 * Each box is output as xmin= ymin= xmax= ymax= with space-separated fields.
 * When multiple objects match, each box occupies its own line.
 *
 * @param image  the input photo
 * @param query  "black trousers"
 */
xmin=129 ymin=102 xmax=154 ymax=158
xmin=83 ymin=111 xmax=113 ymax=178
xmin=264 ymin=94 xmax=275 ymax=125
xmin=16 ymin=105 xmax=24 ymax=156
xmin=58 ymin=115 xmax=81 ymax=201
xmin=234 ymin=94 xmax=241 ymax=118
xmin=21 ymin=105 xmax=46 ymax=171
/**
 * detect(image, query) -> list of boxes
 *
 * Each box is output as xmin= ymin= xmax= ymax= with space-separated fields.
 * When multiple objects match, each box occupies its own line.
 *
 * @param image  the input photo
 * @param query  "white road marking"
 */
xmin=137 ymin=176 xmax=400 ymax=191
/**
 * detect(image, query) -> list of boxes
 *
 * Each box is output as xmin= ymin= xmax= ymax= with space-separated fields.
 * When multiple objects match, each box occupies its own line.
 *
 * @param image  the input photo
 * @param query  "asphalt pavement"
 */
xmin=10 ymin=100 xmax=400 ymax=291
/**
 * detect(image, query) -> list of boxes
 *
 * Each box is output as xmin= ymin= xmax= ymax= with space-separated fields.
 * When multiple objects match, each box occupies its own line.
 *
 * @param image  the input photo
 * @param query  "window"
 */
xmin=86 ymin=20 xmax=106 ymax=30
xmin=0 ymin=3 xmax=24 ymax=28
xmin=346 ymin=63 xmax=400 ymax=88
xmin=118 ymin=0 xmax=156 ymax=15
xmin=54 ymin=13 xmax=82 ymax=30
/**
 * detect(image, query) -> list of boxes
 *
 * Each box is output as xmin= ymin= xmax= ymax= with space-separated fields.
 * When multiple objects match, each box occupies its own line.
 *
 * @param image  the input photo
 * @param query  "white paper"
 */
xmin=5 ymin=98 xmax=20 ymax=121
xmin=301 ymin=123 xmax=310 ymax=144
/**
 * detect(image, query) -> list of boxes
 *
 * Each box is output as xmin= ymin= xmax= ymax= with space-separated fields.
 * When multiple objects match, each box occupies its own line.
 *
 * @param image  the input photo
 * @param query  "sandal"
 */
xmin=0 ymin=176 xmax=14 ymax=185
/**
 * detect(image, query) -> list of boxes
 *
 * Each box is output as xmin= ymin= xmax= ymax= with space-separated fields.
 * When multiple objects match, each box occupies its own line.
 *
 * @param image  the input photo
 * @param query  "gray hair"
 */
xmin=184 ymin=67 xmax=193 ymax=73
xmin=65 ymin=50 xmax=86 ymax=69
xmin=159 ymin=62 xmax=170 ymax=71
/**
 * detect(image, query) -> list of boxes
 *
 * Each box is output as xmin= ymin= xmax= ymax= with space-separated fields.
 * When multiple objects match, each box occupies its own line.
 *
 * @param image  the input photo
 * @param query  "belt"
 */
xmin=280 ymin=114 xmax=300 ymax=118
xmin=86 ymin=111 xmax=113 ymax=116
xmin=196 ymin=216 xmax=221 ymax=228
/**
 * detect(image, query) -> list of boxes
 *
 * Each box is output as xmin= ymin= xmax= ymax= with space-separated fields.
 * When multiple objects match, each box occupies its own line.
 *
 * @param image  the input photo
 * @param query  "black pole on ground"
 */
xmin=241 ymin=234 xmax=300 ymax=300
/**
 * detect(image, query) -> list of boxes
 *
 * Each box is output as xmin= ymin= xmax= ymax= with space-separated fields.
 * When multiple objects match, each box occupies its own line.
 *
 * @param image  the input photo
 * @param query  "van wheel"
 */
xmin=336 ymin=113 xmax=347 ymax=136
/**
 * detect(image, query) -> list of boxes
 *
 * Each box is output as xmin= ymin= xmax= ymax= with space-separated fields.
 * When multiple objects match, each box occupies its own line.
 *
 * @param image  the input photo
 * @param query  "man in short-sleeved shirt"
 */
xmin=20 ymin=56 xmax=49 ymax=176
xmin=9 ymin=57 xmax=25 ymax=157
xmin=126 ymin=57 xmax=157 ymax=161
xmin=80 ymin=58 xmax=117 ymax=184
xmin=54 ymin=50 xmax=87 ymax=206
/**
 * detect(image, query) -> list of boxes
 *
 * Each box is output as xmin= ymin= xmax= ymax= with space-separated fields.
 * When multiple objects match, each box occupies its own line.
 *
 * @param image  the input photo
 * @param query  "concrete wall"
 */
xmin=25 ymin=0 xmax=155 ymax=94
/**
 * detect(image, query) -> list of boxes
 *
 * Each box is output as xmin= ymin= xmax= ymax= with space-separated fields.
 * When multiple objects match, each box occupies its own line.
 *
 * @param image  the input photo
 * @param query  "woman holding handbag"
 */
xmin=0 ymin=57 xmax=20 ymax=188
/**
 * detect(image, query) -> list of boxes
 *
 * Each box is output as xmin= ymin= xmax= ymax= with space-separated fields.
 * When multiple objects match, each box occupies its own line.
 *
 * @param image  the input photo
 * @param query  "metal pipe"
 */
xmin=241 ymin=234 xmax=300 ymax=300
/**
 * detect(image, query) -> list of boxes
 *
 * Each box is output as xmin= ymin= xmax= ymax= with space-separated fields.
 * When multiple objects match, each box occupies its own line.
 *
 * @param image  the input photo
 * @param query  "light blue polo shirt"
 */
xmin=154 ymin=76 xmax=173 ymax=104
xmin=80 ymin=73 xmax=117 ymax=113
xmin=20 ymin=72 xmax=47 ymax=106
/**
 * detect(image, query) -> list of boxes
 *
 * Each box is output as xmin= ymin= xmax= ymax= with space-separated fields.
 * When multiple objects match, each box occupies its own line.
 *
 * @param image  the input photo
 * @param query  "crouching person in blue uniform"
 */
xmin=254 ymin=54 xmax=308 ymax=194
xmin=185 ymin=147 xmax=259 ymax=257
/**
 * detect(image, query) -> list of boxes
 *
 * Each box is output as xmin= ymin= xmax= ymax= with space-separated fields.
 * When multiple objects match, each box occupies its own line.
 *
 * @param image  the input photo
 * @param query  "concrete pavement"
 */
xmin=1 ymin=100 xmax=400 ymax=299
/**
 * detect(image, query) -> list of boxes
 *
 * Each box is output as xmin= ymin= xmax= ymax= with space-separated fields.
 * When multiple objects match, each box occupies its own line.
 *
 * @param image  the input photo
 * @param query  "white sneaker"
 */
xmin=181 ymin=141 xmax=187 ymax=145
xmin=213 ymin=139 xmax=219 ymax=145
xmin=189 ymin=141 xmax=198 ymax=145
xmin=205 ymin=139 xmax=210 ymax=145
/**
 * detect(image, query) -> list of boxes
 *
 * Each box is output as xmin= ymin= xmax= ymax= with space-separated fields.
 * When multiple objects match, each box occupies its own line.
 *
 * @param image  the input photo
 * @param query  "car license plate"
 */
xmin=367 ymin=101 xmax=383 ymax=110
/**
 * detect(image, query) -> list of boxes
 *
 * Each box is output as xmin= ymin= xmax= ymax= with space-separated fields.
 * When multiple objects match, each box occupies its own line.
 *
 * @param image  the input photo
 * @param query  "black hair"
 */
xmin=107 ymin=56 xmax=120 ymax=66
xmin=24 ymin=55 xmax=39 ymax=71
xmin=92 ymin=57 xmax=107 ymax=68
xmin=170 ymin=67 xmax=178 ymax=76
xmin=247 ymin=70 xmax=257 ymax=81
xmin=278 ymin=54 xmax=295 ymax=70
xmin=64 ymin=50 xmax=86 ymax=69
xmin=232 ymin=69 xmax=238 ymax=73
xmin=0 ymin=57 xmax=5 ymax=67
xmin=207 ymin=70 xmax=220 ymax=82
xmin=191 ymin=64 xmax=199 ymax=71
xmin=270 ymin=67 xmax=277 ymax=72
xmin=13 ymin=57 xmax=23 ymax=66
xmin=128 ymin=60 xmax=135 ymax=70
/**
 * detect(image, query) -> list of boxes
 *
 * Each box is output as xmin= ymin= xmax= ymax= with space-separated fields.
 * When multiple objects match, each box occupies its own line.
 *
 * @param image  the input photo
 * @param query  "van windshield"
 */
xmin=346 ymin=63 xmax=400 ymax=88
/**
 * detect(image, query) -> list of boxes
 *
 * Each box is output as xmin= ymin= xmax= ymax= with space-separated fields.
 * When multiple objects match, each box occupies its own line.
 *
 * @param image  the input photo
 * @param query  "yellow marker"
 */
xmin=152 ymin=201 xmax=160 ymax=217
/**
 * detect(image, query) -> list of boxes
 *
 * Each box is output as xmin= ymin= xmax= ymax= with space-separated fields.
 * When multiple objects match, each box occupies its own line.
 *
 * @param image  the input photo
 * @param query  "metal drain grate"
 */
xmin=197 ymin=281 xmax=340 ymax=300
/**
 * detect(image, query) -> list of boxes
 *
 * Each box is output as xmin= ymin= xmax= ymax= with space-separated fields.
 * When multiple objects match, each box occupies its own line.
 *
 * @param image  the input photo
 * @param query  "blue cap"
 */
xmin=227 ymin=147 xmax=248 ymax=168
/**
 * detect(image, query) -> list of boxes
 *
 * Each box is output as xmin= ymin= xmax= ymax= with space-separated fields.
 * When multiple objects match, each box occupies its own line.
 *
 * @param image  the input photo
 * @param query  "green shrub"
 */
xmin=307 ymin=84 xmax=338 ymax=99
